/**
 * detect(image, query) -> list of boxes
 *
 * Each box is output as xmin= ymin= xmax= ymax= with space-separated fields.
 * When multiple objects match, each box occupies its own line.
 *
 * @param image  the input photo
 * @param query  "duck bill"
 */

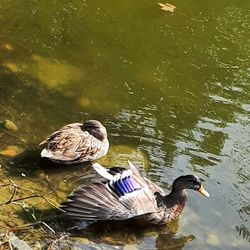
xmin=198 ymin=185 xmax=210 ymax=197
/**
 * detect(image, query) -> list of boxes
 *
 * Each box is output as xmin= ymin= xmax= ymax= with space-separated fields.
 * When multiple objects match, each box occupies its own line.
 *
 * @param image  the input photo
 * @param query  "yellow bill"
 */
xmin=198 ymin=185 xmax=210 ymax=197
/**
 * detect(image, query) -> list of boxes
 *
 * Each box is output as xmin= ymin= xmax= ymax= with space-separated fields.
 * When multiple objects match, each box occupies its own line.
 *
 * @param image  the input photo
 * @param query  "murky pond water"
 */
xmin=0 ymin=0 xmax=249 ymax=249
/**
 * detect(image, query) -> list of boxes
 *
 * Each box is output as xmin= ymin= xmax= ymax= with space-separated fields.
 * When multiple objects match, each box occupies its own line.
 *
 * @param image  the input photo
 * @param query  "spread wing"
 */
xmin=62 ymin=161 xmax=164 ymax=221
xmin=40 ymin=123 xmax=107 ymax=162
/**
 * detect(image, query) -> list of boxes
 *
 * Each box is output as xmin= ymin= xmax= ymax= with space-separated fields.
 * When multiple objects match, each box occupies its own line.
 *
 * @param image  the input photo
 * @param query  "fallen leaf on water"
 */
xmin=0 ymin=149 xmax=18 ymax=157
xmin=2 ymin=42 xmax=14 ymax=51
xmin=158 ymin=3 xmax=176 ymax=12
xmin=0 ymin=146 xmax=23 ymax=157
xmin=4 ymin=119 xmax=18 ymax=131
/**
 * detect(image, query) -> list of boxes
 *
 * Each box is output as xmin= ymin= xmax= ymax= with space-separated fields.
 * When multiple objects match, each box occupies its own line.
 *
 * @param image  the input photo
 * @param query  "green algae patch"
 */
xmin=3 ymin=54 xmax=84 ymax=91
xmin=99 ymin=145 xmax=148 ymax=169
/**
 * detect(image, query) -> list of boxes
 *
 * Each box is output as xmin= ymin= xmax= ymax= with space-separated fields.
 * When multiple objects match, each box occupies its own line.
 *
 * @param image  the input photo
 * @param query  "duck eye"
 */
xmin=193 ymin=183 xmax=201 ymax=190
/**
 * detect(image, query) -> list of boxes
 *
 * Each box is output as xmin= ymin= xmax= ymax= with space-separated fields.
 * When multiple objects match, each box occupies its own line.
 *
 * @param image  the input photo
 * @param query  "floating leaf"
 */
xmin=158 ymin=3 xmax=176 ymax=12
xmin=2 ymin=42 xmax=14 ymax=51
xmin=0 ymin=146 xmax=23 ymax=157
xmin=4 ymin=119 xmax=18 ymax=131
xmin=0 ymin=149 xmax=18 ymax=157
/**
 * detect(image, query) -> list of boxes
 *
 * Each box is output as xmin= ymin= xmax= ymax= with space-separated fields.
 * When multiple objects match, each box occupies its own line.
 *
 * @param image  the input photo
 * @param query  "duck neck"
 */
xmin=163 ymin=189 xmax=187 ymax=208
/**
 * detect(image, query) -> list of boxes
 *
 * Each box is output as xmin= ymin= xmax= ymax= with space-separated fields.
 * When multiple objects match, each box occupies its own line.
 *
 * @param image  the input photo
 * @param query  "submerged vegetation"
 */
xmin=0 ymin=0 xmax=250 ymax=249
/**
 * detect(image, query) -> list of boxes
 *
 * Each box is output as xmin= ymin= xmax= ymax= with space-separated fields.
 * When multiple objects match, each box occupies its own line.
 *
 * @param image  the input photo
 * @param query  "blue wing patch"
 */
xmin=109 ymin=176 xmax=141 ymax=197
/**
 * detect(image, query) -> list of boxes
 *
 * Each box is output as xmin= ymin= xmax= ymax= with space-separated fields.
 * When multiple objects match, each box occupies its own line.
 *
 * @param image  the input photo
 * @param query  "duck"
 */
xmin=62 ymin=161 xmax=209 ymax=224
xmin=39 ymin=120 xmax=109 ymax=164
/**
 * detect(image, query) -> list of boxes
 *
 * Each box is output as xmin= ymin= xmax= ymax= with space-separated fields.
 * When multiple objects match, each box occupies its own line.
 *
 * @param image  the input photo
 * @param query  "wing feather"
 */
xmin=62 ymin=162 xmax=164 ymax=221
xmin=40 ymin=123 xmax=108 ymax=163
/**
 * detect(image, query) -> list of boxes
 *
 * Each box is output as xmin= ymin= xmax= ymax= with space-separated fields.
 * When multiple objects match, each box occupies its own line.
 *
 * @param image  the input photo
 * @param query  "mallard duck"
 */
xmin=39 ymin=120 xmax=109 ymax=164
xmin=62 ymin=161 xmax=209 ymax=224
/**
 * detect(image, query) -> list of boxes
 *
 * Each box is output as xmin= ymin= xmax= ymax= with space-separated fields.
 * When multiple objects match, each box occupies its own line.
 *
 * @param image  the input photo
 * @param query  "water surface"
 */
xmin=0 ymin=0 xmax=249 ymax=249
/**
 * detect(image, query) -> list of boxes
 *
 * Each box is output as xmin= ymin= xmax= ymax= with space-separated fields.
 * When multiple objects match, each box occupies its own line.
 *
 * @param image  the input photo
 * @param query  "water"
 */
xmin=0 ymin=0 xmax=249 ymax=249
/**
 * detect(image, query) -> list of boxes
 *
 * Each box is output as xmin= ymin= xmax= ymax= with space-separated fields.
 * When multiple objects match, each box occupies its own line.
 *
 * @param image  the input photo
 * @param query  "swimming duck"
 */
xmin=39 ymin=120 xmax=109 ymax=164
xmin=62 ymin=161 xmax=209 ymax=224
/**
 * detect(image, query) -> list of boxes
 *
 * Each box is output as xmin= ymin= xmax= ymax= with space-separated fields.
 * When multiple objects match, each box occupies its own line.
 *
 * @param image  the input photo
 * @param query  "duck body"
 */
xmin=40 ymin=120 xmax=109 ymax=164
xmin=62 ymin=161 xmax=209 ymax=224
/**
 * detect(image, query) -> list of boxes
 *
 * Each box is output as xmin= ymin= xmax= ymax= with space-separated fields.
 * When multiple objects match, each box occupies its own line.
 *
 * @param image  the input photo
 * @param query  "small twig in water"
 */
xmin=40 ymin=222 xmax=56 ymax=234
xmin=4 ymin=185 xmax=17 ymax=205
xmin=1 ymin=189 xmax=63 ymax=212
xmin=15 ymin=221 xmax=56 ymax=234
xmin=1 ymin=194 xmax=42 ymax=206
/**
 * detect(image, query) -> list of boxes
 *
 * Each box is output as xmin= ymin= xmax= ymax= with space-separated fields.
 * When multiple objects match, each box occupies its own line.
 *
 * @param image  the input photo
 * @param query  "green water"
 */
xmin=0 ymin=0 xmax=249 ymax=249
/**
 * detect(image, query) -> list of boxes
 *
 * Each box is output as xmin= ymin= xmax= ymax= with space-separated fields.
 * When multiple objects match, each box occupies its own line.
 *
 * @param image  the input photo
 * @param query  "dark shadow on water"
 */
xmin=4 ymin=146 xmax=41 ymax=178
xmin=5 ymin=145 xmax=94 ymax=178
xmin=3 ymin=147 xmax=96 ymax=199
xmin=39 ymin=158 xmax=93 ymax=176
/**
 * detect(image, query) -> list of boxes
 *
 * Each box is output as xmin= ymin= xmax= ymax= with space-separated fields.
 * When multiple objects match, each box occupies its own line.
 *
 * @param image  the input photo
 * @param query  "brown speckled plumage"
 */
xmin=62 ymin=161 xmax=209 ymax=224
xmin=39 ymin=120 xmax=109 ymax=164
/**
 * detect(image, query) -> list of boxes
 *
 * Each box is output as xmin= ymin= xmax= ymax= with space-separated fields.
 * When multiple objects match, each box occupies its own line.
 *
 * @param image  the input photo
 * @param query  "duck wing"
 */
xmin=62 ymin=161 xmax=164 ymax=221
xmin=40 ymin=123 xmax=107 ymax=162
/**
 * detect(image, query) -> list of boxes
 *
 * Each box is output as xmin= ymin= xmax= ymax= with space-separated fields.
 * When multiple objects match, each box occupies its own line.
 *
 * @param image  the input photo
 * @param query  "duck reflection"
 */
xmin=155 ymin=233 xmax=195 ymax=250
xmin=64 ymin=218 xmax=194 ymax=249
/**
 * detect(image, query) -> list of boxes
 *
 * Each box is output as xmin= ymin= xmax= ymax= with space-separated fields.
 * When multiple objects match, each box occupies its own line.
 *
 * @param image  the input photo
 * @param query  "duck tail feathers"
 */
xmin=40 ymin=148 xmax=53 ymax=158
xmin=92 ymin=163 xmax=114 ymax=180
xmin=39 ymin=139 xmax=47 ymax=146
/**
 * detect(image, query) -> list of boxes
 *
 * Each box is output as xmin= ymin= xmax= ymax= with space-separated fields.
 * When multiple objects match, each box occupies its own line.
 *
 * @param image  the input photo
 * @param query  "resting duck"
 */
xmin=62 ymin=161 xmax=209 ymax=224
xmin=39 ymin=120 xmax=109 ymax=164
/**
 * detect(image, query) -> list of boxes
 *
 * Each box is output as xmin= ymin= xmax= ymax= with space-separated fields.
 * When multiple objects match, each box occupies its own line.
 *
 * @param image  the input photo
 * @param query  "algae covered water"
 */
xmin=0 ymin=1 xmax=249 ymax=249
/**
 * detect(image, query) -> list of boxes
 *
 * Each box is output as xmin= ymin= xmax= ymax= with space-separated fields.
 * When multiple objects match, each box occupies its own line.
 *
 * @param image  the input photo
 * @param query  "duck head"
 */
xmin=82 ymin=120 xmax=108 ymax=141
xmin=172 ymin=175 xmax=210 ymax=197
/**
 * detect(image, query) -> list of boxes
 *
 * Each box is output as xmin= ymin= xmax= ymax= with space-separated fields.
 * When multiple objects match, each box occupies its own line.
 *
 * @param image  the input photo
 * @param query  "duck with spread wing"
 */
xmin=62 ymin=161 xmax=209 ymax=224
